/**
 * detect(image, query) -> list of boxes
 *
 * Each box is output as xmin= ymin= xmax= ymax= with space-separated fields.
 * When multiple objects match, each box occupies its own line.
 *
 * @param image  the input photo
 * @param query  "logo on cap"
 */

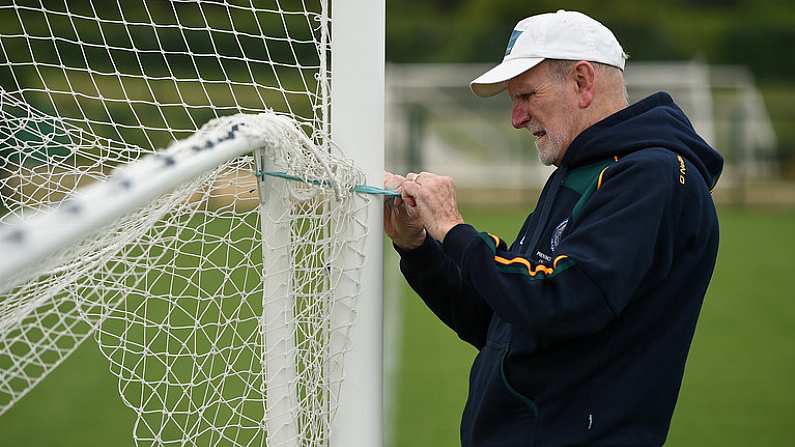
xmin=505 ymin=30 xmax=523 ymax=56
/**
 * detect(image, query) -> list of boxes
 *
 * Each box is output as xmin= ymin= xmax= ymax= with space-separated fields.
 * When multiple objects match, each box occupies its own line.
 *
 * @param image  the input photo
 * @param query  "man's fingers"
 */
xmin=383 ymin=195 xmax=399 ymax=209
xmin=401 ymin=180 xmax=419 ymax=194
xmin=384 ymin=171 xmax=407 ymax=190
xmin=401 ymin=180 xmax=420 ymax=207
xmin=406 ymin=171 xmax=436 ymax=184
xmin=406 ymin=171 xmax=427 ymax=183
xmin=400 ymin=192 xmax=416 ymax=207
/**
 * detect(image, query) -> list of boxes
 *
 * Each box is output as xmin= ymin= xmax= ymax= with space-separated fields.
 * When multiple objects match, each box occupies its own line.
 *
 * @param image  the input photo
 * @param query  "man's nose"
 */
xmin=512 ymin=102 xmax=529 ymax=129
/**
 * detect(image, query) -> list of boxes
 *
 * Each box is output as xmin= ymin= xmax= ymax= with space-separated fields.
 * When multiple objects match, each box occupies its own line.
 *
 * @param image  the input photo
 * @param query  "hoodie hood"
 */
xmin=561 ymin=92 xmax=724 ymax=189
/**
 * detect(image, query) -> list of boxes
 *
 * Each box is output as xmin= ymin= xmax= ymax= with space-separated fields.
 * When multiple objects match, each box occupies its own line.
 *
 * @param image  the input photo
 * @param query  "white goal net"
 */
xmin=0 ymin=1 xmax=381 ymax=446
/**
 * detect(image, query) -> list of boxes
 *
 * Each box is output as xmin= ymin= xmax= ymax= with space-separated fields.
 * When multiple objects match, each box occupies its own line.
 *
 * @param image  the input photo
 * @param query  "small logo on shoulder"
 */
xmin=677 ymin=155 xmax=686 ymax=185
xmin=550 ymin=218 xmax=568 ymax=254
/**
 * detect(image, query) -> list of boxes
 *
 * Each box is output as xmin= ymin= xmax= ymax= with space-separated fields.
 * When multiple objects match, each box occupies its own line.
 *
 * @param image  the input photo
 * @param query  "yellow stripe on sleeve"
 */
xmin=494 ymin=255 xmax=554 ymax=277
xmin=597 ymin=167 xmax=609 ymax=190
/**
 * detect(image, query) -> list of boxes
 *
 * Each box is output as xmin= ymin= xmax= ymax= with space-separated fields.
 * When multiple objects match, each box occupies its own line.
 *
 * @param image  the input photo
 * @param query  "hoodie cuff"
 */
xmin=393 ymin=232 xmax=445 ymax=269
xmin=442 ymin=223 xmax=482 ymax=266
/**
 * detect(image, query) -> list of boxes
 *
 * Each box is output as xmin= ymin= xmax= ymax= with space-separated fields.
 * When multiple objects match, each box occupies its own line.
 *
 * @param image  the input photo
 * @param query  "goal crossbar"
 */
xmin=0 ymin=113 xmax=323 ymax=291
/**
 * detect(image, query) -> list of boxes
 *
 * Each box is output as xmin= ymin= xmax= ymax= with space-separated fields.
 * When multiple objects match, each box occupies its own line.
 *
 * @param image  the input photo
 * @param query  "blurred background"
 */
xmin=0 ymin=0 xmax=793 ymax=446
xmin=386 ymin=0 xmax=795 ymax=202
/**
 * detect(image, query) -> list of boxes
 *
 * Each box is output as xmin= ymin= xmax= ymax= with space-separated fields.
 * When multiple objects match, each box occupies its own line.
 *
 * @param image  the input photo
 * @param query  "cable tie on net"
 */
xmin=255 ymin=170 xmax=400 ymax=197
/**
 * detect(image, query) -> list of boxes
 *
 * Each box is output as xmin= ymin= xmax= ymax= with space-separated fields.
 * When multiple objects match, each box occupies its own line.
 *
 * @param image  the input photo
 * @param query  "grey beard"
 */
xmin=536 ymin=137 xmax=564 ymax=166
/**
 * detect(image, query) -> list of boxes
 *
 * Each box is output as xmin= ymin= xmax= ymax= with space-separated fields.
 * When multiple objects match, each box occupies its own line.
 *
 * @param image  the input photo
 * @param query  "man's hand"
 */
xmin=401 ymin=172 xmax=464 ymax=242
xmin=384 ymin=171 xmax=426 ymax=250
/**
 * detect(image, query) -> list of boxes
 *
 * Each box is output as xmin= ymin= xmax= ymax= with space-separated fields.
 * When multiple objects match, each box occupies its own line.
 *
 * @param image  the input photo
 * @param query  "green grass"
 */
xmin=666 ymin=207 xmax=795 ymax=446
xmin=1 ymin=206 xmax=794 ymax=446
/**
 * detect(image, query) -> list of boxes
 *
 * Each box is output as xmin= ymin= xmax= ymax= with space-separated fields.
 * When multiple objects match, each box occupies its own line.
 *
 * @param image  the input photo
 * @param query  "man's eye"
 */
xmin=510 ymin=92 xmax=534 ymax=103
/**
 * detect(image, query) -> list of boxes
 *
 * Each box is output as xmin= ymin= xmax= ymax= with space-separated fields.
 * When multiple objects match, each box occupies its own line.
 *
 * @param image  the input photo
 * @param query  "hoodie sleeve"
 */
xmin=396 ymin=234 xmax=493 ymax=349
xmin=441 ymin=153 xmax=678 ymax=347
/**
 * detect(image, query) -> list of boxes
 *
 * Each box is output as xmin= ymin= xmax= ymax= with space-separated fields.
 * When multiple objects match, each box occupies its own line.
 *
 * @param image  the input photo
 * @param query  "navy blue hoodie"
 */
xmin=397 ymin=92 xmax=723 ymax=446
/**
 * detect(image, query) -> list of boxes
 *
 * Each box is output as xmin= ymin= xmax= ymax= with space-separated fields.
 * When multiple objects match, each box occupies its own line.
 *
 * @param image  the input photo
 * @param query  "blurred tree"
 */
xmin=386 ymin=0 xmax=795 ymax=82
xmin=386 ymin=0 xmax=795 ymax=171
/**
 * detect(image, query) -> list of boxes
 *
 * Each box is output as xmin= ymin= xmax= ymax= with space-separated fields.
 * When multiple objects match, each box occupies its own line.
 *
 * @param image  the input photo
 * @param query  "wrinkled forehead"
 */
xmin=506 ymin=62 xmax=554 ymax=94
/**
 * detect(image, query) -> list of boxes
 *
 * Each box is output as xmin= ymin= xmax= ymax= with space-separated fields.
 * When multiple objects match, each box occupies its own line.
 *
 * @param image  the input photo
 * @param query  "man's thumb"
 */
xmin=401 ymin=181 xmax=419 ymax=207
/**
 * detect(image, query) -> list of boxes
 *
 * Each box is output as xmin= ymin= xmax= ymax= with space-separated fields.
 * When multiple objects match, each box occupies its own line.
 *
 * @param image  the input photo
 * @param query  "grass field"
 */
xmin=1 ymin=206 xmax=794 ymax=446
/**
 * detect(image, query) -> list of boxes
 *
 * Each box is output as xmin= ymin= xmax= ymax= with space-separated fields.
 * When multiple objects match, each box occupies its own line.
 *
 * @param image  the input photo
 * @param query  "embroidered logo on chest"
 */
xmin=550 ymin=218 xmax=568 ymax=254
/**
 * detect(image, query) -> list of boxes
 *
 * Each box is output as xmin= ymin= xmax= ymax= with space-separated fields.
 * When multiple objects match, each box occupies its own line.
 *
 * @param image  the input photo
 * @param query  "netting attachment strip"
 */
xmin=0 ymin=112 xmax=364 ymax=292
xmin=256 ymin=170 xmax=399 ymax=197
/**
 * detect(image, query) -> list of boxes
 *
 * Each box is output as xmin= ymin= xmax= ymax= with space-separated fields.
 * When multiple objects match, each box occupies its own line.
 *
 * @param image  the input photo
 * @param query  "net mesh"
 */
xmin=0 ymin=2 xmax=369 ymax=446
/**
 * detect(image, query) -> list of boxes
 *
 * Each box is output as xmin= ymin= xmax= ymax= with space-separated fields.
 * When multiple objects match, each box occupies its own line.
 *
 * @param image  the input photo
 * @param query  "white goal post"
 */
xmin=0 ymin=1 xmax=384 ymax=447
xmin=330 ymin=1 xmax=385 ymax=447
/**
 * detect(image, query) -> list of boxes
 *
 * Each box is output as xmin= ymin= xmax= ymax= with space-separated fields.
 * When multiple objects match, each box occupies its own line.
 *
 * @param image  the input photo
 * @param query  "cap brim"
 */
xmin=470 ymin=57 xmax=545 ymax=97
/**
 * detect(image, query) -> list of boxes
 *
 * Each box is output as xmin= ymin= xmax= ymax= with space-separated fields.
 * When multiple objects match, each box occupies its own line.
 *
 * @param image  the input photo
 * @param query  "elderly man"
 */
xmin=384 ymin=10 xmax=723 ymax=447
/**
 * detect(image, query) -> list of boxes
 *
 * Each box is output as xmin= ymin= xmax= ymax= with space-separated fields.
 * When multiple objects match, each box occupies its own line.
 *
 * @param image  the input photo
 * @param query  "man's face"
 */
xmin=507 ymin=63 xmax=578 ymax=166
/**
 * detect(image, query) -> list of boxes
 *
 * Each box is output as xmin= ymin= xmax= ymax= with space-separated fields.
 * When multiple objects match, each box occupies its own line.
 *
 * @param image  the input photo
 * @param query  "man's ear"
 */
xmin=572 ymin=61 xmax=596 ymax=108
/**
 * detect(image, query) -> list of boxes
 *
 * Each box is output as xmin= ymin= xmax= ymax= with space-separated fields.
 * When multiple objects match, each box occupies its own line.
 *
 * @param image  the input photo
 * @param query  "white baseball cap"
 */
xmin=470 ymin=10 xmax=628 ymax=97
